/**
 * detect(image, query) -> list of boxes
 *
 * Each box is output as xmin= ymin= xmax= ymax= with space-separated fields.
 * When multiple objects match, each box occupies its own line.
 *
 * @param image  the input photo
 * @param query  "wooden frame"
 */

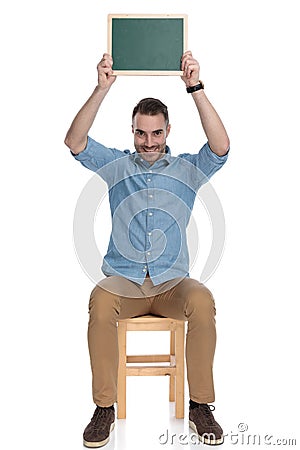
xmin=107 ymin=14 xmax=188 ymax=76
xmin=117 ymin=315 xmax=185 ymax=419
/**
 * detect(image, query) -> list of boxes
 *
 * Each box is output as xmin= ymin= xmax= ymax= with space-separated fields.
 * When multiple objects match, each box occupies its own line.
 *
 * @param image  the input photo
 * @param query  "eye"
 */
xmin=154 ymin=130 xmax=163 ymax=136
xmin=135 ymin=130 xmax=144 ymax=137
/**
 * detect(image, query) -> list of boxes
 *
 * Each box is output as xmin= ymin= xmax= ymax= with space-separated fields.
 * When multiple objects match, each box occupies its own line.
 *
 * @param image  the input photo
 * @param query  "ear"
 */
xmin=131 ymin=124 xmax=134 ymax=134
xmin=166 ymin=123 xmax=171 ymax=137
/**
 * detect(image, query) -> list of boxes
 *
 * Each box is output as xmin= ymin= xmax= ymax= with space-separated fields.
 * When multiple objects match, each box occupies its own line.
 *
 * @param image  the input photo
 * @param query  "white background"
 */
xmin=1 ymin=0 xmax=299 ymax=448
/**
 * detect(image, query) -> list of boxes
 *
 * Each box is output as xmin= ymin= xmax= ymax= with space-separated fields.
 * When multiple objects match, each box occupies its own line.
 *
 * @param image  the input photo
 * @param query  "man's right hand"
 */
xmin=97 ymin=53 xmax=116 ymax=90
xmin=64 ymin=53 xmax=116 ymax=154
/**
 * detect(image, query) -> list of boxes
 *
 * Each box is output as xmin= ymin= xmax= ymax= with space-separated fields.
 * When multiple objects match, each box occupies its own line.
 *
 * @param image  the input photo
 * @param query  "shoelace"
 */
xmin=198 ymin=404 xmax=216 ymax=426
xmin=91 ymin=407 xmax=113 ymax=430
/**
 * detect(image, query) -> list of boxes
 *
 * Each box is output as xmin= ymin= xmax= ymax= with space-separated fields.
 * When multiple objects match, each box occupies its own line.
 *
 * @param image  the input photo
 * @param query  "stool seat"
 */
xmin=117 ymin=314 xmax=185 ymax=419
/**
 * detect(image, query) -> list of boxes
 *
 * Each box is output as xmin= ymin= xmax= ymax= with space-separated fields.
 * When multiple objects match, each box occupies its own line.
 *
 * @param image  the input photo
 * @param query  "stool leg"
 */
xmin=175 ymin=322 xmax=185 ymax=419
xmin=169 ymin=329 xmax=175 ymax=402
xmin=117 ymin=321 xmax=127 ymax=419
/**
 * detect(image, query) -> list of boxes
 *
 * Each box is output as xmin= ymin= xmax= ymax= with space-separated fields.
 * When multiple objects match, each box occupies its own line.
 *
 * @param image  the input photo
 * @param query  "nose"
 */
xmin=144 ymin=133 xmax=153 ymax=147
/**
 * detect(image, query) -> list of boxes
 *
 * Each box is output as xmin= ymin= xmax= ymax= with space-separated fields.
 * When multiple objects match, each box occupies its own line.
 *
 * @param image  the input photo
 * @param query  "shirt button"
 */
xmin=147 ymin=178 xmax=151 ymax=182
xmin=148 ymin=212 xmax=153 ymax=216
xmin=142 ymin=268 xmax=147 ymax=273
xmin=148 ymin=194 xmax=153 ymax=198
xmin=147 ymin=252 xmax=151 ymax=256
xmin=148 ymin=232 xmax=152 ymax=236
xmin=149 ymin=169 xmax=153 ymax=173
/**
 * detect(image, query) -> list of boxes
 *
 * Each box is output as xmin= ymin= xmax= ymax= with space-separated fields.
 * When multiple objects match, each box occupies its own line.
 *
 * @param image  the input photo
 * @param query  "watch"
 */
xmin=186 ymin=81 xmax=205 ymax=93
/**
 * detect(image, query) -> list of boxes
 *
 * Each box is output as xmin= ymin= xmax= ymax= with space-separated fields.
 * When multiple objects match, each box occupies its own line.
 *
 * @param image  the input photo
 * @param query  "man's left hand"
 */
xmin=181 ymin=51 xmax=200 ymax=87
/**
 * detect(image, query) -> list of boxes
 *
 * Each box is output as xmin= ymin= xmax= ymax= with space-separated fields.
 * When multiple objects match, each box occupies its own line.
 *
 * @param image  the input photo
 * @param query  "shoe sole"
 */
xmin=189 ymin=420 xmax=224 ymax=446
xmin=83 ymin=422 xmax=115 ymax=448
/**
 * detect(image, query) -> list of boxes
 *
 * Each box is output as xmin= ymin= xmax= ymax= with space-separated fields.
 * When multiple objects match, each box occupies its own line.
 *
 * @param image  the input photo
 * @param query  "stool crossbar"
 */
xmin=117 ymin=315 xmax=185 ymax=419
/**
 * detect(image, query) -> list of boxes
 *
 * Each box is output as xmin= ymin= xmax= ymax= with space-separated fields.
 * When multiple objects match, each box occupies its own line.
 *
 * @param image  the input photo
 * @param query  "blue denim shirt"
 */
xmin=72 ymin=136 xmax=228 ymax=285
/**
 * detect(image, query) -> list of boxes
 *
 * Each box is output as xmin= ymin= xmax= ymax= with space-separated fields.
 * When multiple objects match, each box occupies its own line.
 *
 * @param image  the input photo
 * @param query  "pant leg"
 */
xmin=87 ymin=276 xmax=151 ymax=407
xmin=150 ymin=277 xmax=217 ymax=403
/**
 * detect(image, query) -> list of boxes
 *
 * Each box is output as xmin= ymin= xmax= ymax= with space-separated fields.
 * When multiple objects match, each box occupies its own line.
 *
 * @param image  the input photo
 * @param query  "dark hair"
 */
xmin=132 ymin=98 xmax=169 ymax=125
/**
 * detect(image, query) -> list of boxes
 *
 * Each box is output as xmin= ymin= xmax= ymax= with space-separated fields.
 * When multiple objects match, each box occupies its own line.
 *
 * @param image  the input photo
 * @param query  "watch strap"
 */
xmin=186 ymin=81 xmax=205 ymax=93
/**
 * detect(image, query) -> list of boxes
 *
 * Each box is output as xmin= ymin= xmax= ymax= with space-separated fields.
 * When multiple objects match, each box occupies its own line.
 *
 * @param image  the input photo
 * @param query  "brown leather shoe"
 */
xmin=83 ymin=405 xmax=115 ymax=448
xmin=189 ymin=404 xmax=224 ymax=445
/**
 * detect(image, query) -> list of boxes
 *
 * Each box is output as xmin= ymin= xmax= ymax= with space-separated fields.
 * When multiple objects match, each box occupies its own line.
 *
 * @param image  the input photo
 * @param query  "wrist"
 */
xmin=93 ymin=85 xmax=111 ymax=100
xmin=186 ymin=80 xmax=205 ymax=94
xmin=94 ymin=84 xmax=110 ymax=94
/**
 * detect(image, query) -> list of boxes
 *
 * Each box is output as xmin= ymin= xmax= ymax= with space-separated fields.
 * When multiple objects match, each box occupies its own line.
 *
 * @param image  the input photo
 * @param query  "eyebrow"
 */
xmin=135 ymin=128 xmax=164 ymax=133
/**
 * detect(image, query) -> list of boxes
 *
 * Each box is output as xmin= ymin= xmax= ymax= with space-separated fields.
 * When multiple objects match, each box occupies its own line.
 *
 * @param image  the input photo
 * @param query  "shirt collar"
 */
xmin=132 ymin=146 xmax=172 ymax=167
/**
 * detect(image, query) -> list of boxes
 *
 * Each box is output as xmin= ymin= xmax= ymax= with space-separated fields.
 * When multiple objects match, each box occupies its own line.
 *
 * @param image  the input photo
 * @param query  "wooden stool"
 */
xmin=117 ymin=315 xmax=185 ymax=419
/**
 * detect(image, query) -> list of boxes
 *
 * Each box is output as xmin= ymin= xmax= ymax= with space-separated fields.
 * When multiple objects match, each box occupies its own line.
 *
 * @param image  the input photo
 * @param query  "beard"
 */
xmin=134 ymin=142 xmax=166 ymax=164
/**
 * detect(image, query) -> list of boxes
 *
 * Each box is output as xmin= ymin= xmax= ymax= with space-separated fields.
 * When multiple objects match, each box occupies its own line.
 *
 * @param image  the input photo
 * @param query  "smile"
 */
xmin=142 ymin=147 xmax=158 ymax=152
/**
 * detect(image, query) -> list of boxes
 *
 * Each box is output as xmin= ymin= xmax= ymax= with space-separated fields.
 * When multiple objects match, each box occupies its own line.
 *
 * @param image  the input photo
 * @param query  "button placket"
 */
xmin=145 ymin=169 xmax=154 ymax=271
xmin=146 ymin=175 xmax=154 ymax=245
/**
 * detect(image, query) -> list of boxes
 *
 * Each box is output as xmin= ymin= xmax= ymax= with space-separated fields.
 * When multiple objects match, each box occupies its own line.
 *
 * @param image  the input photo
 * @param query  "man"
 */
xmin=65 ymin=51 xmax=230 ymax=447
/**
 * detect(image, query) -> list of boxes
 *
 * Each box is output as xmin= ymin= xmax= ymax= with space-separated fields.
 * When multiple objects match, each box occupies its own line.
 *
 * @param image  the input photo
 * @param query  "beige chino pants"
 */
xmin=87 ymin=276 xmax=217 ymax=407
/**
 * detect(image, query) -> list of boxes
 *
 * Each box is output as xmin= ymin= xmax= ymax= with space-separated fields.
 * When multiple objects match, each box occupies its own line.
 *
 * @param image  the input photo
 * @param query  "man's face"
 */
xmin=132 ymin=112 xmax=171 ymax=164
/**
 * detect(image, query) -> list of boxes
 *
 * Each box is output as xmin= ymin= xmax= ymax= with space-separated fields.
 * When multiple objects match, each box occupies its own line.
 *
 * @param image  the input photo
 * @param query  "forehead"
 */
xmin=133 ymin=112 xmax=166 ymax=130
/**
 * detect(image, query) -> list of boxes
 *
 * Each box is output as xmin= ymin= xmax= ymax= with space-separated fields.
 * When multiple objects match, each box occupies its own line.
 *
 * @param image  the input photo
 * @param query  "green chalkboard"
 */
xmin=107 ymin=14 xmax=188 ymax=75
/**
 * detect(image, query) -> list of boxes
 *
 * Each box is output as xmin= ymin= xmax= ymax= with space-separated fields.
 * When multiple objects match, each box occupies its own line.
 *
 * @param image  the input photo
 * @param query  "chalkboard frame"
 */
xmin=107 ymin=14 xmax=188 ymax=75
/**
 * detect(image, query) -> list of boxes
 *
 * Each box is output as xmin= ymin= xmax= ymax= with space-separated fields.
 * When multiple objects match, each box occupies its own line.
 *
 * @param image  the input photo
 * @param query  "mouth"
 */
xmin=142 ymin=147 xmax=159 ymax=153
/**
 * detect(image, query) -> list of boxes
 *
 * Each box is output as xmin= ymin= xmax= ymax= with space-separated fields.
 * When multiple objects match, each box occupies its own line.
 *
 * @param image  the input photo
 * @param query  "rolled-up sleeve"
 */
xmin=71 ymin=136 xmax=128 ymax=172
xmin=179 ymin=142 xmax=229 ymax=186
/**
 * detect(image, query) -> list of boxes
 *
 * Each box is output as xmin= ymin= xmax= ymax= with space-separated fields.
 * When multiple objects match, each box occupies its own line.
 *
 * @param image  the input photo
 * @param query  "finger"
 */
xmin=182 ymin=50 xmax=192 ymax=58
xmin=99 ymin=61 xmax=111 ymax=69
xmin=183 ymin=59 xmax=198 ymax=76
xmin=182 ymin=56 xmax=197 ymax=67
xmin=99 ymin=66 xmax=114 ymax=75
xmin=184 ymin=62 xmax=199 ymax=79
xmin=181 ymin=51 xmax=193 ymax=66
xmin=98 ymin=59 xmax=113 ymax=71
xmin=98 ymin=54 xmax=113 ymax=66
xmin=181 ymin=56 xmax=197 ymax=72
xmin=102 ymin=53 xmax=113 ymax=61
xmin=182 ymin=55 xmax=198 ymax=66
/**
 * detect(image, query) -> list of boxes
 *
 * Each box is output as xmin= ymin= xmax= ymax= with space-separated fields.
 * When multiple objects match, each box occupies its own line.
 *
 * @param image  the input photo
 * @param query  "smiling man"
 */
xmin=132 ymin=98 xmax=170 ymax=164
xmin=65 ymin=51 xmax=230 ymax=447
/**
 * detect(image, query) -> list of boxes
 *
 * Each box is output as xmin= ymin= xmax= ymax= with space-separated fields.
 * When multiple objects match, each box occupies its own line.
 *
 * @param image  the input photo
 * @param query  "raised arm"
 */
xmin=181 ymin=51 xmax=230 ymax=156
xmin=64 ymin=54 xmax=116 ymax=154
